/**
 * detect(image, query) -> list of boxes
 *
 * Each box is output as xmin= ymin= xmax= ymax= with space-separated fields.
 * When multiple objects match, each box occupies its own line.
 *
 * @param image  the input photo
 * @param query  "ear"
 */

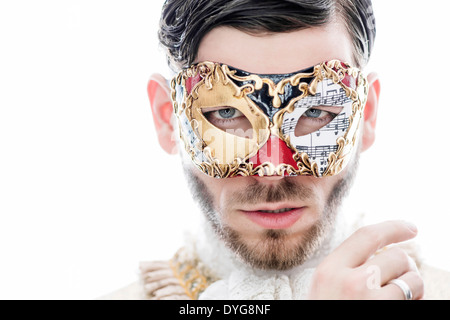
xmin=147 ymin=73 xmax=178 ymax=154
xmin=361 ymin=72 xmax=381 ymax=152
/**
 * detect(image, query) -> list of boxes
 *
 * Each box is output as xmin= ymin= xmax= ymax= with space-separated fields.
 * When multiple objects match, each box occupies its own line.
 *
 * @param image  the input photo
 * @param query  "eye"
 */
xmin=202 ymin=107 xmax=253 ymax=138
xmin=303 ymin=108 xmax=331 ymax=119
xmin=203 ymin=107 xmax=245 ymax=122
xmin=215 ymin=108 xmax=242 ymax=119
xmin=294 ymin=106 xmax=342 ymax=137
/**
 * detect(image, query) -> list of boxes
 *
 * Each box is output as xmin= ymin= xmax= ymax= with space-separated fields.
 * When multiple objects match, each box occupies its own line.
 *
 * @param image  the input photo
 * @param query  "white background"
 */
xmin=0 ymin=1 xmax=449 ymax=299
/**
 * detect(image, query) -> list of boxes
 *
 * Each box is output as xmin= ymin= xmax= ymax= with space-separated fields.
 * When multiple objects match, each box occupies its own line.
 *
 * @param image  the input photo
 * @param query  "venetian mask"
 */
xmin=170 ymin=60 xmax=368 ymax=178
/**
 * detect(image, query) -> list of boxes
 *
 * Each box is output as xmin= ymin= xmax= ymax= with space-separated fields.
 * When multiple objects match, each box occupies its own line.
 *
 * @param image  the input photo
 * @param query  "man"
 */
xmin=104 ymin=0 xmax=450 ymax=300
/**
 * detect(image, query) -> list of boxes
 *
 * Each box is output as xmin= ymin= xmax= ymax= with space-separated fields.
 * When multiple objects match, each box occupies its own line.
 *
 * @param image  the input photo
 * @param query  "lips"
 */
xmin=258 ymin=207 xmax=294 ymax=214
xmin=240 ymin=206 xmax=305 ymax=229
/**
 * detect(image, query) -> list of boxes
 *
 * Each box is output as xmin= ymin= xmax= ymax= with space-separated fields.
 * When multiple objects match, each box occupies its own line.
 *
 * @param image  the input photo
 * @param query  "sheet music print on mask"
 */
xmin=281 ymin=78 xmax=353 ymax=175
xmin=179 ymin=110 xmax=208 ymax=163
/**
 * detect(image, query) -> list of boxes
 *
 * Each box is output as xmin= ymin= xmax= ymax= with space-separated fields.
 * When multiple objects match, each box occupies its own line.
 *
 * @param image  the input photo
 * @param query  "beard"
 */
xmin=183 ymin=151 xmax=360 ymax=271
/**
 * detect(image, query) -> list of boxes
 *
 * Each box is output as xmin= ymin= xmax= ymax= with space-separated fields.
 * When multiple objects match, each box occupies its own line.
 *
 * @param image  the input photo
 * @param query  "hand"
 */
xmin=308 ymin=220 xmax=424 ymax=300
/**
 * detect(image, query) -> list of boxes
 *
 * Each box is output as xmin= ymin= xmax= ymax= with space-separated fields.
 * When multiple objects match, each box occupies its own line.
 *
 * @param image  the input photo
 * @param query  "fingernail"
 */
xmin=404 ymin=221 xmax=418 ymax=233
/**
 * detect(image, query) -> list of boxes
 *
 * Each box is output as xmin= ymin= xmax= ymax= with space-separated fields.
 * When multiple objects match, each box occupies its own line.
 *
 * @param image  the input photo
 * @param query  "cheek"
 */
xmin=315 ymin=175 xmax=341 ymax=196
xmin=194 ymin=170 xmax=241 ymax=215
xmin=195 ymin=173 xmax=223 ymax=206
xmin=297 ymin=176 xmax=337 ymax=211
xmin=215 ymin=178 xmax=248 ymax=213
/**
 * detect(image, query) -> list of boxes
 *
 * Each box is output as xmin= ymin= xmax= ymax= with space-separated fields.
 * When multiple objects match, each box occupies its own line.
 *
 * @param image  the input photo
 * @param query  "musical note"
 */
xmin=296 ymin=145 xmax=338 ymax=160
xmin=326 ymin=89 xmax=337 ymax=95
xmin=294 ymin=91 xmax=351 ymax=108
xmin=320 ymin=114 xmax=349 ymax=135
xmin=281 ymin=117 xmax=296 ymax=134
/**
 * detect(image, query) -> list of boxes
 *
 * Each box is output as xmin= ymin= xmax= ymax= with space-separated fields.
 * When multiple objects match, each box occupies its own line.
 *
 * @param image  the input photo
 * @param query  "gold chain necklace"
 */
xmin=169 ymin=248 xmax=218 ymax=300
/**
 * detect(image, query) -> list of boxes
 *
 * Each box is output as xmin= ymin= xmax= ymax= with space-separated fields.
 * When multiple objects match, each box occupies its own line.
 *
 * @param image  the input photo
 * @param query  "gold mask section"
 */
xmin=191 ymin=64 xmax=270 ymax=164
xmin=173 ymin=62 xmax=270 ymax=166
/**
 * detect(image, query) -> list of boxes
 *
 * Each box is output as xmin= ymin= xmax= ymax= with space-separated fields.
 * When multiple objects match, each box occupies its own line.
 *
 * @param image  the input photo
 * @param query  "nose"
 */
xmin=254 ymin=175 xmax=285 ymax=184
xmin=249 ymin=134 xmax=299 ymax=175
xmin=250 ymin=174 xmax=285 ymax=187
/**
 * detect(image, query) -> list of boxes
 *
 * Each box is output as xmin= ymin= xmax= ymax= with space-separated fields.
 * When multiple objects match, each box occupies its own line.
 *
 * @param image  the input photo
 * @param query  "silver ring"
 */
xmin=389 ymin=279 xmax=413 ymax=300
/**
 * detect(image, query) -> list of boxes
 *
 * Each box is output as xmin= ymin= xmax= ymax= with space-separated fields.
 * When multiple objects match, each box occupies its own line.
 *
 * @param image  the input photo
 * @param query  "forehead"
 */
xmin=196 ymin=22 xmax=354 ymax=74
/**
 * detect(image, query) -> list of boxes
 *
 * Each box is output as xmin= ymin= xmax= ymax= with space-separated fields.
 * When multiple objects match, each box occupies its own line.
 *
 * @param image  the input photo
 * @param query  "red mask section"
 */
xmin=249 ymin=135 xmax=299 ymax=173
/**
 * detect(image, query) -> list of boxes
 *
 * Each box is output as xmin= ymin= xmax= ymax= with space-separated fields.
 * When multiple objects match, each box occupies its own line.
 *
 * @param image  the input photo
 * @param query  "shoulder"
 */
xmin=421 ymin=264 xmax=450 ymax=300
xmin=99 ymin=260 xmax=189 ymax=300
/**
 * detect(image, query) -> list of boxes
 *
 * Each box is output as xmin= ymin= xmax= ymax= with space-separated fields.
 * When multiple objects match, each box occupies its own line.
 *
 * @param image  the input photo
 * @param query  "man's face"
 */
xmin=183 ymin=22 xmax=360 ymax=270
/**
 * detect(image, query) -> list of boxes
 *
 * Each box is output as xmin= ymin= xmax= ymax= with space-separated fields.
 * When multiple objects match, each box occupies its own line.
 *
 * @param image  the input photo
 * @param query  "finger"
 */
xmin=362 ymin=246 xmax=417 ymax=286
xmin=381 ymin=271 xmax=424 ymax=300
xmin=326 ymin=220 xmax=418 ymax=268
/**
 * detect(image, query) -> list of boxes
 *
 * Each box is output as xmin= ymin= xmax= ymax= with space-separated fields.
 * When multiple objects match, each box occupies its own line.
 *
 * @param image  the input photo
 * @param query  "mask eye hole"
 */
xmin=202 ymin=106 xmax=253 ymax=139
xmin=294 ymin=106 xmax=343 ymax=137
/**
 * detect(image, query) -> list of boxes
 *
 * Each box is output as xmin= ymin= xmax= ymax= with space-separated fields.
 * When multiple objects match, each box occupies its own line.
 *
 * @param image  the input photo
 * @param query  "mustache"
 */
xmin=229 ymin=177 xmax=315 ymax=206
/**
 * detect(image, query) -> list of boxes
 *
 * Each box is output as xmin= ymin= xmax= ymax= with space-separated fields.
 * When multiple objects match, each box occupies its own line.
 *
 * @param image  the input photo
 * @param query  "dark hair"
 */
xmin=158 ymin=0 xmax=375 ymax=71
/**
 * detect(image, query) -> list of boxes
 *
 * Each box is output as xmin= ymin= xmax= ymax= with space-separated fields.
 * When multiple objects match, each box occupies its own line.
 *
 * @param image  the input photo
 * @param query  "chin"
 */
xmin=222 ymin=221 xmax=327 ymax=271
